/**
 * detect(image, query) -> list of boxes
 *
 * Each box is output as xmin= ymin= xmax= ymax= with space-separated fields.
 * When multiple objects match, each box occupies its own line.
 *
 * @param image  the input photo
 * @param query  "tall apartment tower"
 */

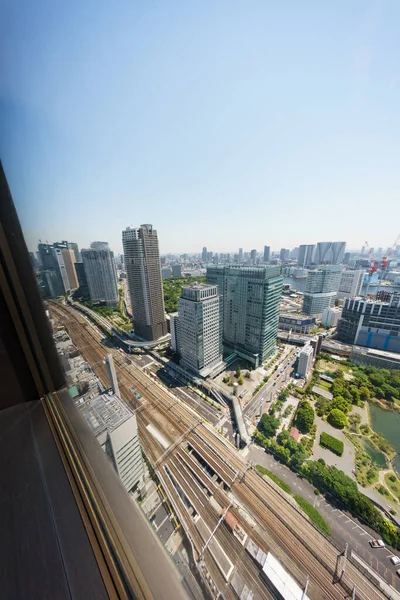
xmin=263 ymin=246 xmax=270 ymax=263
xmin=302 ymin=265 xmax=342 ymax=315
xmin=122 ymin=224 xmax=167 ymax=341
xmin=336 ymin=269 xmax=364 ymax=300
xmin=176 ymin=283 xmax=223 ymax=377
xmin=81 ymin=245 xmax=118 ymax=306
xmin=298 ymin=244 xmax=315 ymax=268
xmin=61 ymin=248 xmax=79 ymax=289
xmin=207 ymin=265 xmax=283 ymax=367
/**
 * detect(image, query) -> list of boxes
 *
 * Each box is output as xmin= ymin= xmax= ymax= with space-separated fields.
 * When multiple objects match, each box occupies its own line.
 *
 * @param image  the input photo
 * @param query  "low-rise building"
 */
xmin=279 ymin=313 xmax=316 ymax=334
xmin=77 ymin=391 xmax=144 ymax=492
xmin=349 ymin=346 xmax=400 ymax=370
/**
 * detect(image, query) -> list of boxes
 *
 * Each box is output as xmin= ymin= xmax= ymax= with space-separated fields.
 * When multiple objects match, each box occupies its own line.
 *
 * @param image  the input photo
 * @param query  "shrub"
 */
xmin=327 ymin=409 xmax=347 ymax=429
xmin=294 ymin=495 xmax=330 ymax=536
xmin=389 ymin=474 xmax=397 ymax=483
xmin=320 ymin=432 xmax=344 ymax=456
xmin=255 ymin=465 xmax=292 ymax=494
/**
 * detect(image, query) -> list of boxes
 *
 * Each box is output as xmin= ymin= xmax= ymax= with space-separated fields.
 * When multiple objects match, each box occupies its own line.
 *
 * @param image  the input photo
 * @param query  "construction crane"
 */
xmin=381 ymin=233 xmax=400 ymax=269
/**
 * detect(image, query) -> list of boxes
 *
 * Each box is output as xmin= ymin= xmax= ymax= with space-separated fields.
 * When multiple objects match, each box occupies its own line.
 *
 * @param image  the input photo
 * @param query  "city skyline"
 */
xmin=2 ymin=2 xmax=399 ymax=254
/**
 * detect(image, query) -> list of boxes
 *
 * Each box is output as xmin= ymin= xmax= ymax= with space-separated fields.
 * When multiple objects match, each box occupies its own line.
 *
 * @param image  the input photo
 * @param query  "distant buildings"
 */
xmin=172 ymin=264 xmax=182 ymax=277
xmin=174 ymin=283 xmax=223 ymax=377
xmin=336 ymin=294 xmax=400 ymax=353
xmin=122 ymin=224 xmax=167 ymax=341
xmin=61 ymin=248 xmax=79 ymax=289
xmin=278 ymin=313 xmax=316 ymax=334
xmin=321 ymin=306 xmax=342 ymax=327
xmin=336 ymin=269 xmax=364 ymax=300
xmin=297 ymin=244 xmax=315 ymax=268
xmin=297 ymin=343 xmax=314 ymax=377
xmin=38 ymin=242 xmax=71 ymax=297
xmin=302 ymin=265 xmax=342 ymax=316
xmin=161 ymin=266 xmax=172 ymax=279
xmin=279 ymin=248 xmax=290 ymax=261
xmin=263 ymin=245 xmax=270 ymax=263
xmin=239 ymin=248 xmax=243 ymax=261
xmin=78 ymin=391 xmax=143 ymax=492
xmin=314 ymin=241 xmax=346 ymax=265
xmin=202 ymin=246 xmax=208 ymax=262
xmin=207 ymin=265 xmax=283 ymax=367
xmin=81 ymin=245 xmax=118 ymax=306
xmin=250 ymin=249 xmax=257 ymax=263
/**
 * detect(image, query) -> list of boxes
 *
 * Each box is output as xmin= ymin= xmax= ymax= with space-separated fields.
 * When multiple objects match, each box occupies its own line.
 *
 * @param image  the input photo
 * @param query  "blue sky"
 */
xmin=1 ymin=0 xmax=399 ymax=255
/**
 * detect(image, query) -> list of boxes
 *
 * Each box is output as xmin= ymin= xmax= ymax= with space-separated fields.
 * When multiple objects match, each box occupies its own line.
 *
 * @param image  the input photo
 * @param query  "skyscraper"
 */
xmin=207 ymin=265 xmax=283 ymax=367
xmin=38 ymin=243 xmax=70 ymax=297
xmin=74 ymin=262 xmax=90 ymax=299
xmin=122 ymin=224 xmax=167 ymax=341
xmin=202 ymin=246 xmax=208 ymax=261
xmin=263 ymin=246 xmax=270 ymax=263
xmin=81 ymin=245 xmax=118 ymax=306
xmin=250 ymin=249 xmax=257 ymax=263
xmin=68 ymin=242 xmax=81 ymax=263
xmin=239 ymin=248 xmax=243 ymax=261
xmin=280 ymin=248 xmax=290 ymax=261
xmin=298 ymin=244 xmax=315 ymax=268
xmin=175 ymin=283 xmax=223 ymax=377
xmin=61 ymin=248 xmax=79 ymax=289
xmin=91 ymin=241 xmax=110 ymax=250
xmin=302 ymin=265 xmax=342 ymax=315
xmin=315 ymin=241 xmax=346 ymax=265
xmin=297 ymin=343 xmax=314 ymax=377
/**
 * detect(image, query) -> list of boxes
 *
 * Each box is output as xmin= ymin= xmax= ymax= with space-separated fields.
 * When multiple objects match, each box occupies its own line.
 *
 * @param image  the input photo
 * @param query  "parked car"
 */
xmin=369 ymin=539 xmax=385 ymax=549
xmin=390 ymin=556 xmax=400 ymax=565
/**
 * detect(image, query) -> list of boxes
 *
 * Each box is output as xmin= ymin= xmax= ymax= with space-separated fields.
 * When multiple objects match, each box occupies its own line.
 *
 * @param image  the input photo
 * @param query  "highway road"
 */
xmin=50 ymin=301 xmax=393 ymax=600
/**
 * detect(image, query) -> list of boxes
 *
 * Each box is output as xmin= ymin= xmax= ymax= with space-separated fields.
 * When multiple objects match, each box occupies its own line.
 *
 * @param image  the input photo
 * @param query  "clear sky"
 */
xmin=1 ymin=0 xmax=399 ymax=256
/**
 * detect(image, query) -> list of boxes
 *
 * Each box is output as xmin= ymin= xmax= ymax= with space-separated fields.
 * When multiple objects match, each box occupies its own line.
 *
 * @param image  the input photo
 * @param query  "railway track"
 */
xmin=49 ymin=301 xmax=388 ymax=600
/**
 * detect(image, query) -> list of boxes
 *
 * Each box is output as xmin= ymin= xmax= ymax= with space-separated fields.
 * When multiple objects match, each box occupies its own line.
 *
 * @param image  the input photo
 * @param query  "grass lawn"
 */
xmin=318 ymin=380 xmax=332 ymax=391
xmin=384 ymin=473 xmax=400 ymax=502
xmin=294 ymin=495 xmax=331 ymax=536
xmin=255 ymin=464 xmax=292 ymax=494
xmin=317 ymin=359 xmax=352 ymax=375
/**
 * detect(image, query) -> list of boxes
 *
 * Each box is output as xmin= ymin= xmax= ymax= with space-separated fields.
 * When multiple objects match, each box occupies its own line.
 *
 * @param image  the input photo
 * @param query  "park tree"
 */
xmin=359 ymin=386 xmax=371 ymax=402
xmin=277 ymin=429 xmax=290 ymax=445
xmin=331 ymin=395 xmax=351 ymax=414
xmin=259 ymin=413 xmax=280 ymax=438
xmin=278 ymin=389 xmax=290 ymax=402
xmin=295 ymin=400 xmax=314 ymax=433
xmin=327 ymin=408 xmax=347 ymax=429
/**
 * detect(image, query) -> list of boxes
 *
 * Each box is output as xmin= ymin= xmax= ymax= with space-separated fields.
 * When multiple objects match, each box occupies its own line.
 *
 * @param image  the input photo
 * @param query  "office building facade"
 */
xmin=315 ymin=241 xmax=346 ymax=265
xmin=280 ymin=248 xmax=290 ymax=261
xmin=78 ymin=391 xmax=143 ymax=492
xmin=278 ymin=314 xmax=316 ymax=334
xmin=336 ymin=269 xmax=364 ymax=300
xmin=321 ymin=306 xmax=342 ymax=327
xmin=38 ymin=243 xmax=70 ymax=297
xmin=302 ymin=265 xmax=342 ymax=316
xmin=207 ymin=265 xmax=283 ymax=367
xmin=297 ymin=343 xmax=314 ymax=377
xmin=122 ymin=224 xmax=167 ymax=341
xmin=170 ymin=312 xmax=180 ymax=353
xmin=176 ymin=283 xmax=223 ymax=377
xmin=297 ymin=244 xmax=315 ymax=268
xmin=74 ymin=262 xmax=90 ymax=299
xmin=336 ymin=294 xmax=400 ymax=353
xmin=263 ymin=246 xmax=270 ymax=263
xmin=172 ymin=264 xmax=182 ymax=277
xmin=81 ymin=246 xmax=118 ymax=306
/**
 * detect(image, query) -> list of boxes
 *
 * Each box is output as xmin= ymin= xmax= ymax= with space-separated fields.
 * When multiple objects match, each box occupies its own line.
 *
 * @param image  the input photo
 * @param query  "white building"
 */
xmin=297 ymin=343 xmax=314 ymax=378
xmin=336 ymin=269 xmax=364 ymax=300
xmin=177 ymin=283 xmax=223 ymax=377
xmin=81 ymin=246 xmax=118 ymax=306
xmin=170 ymin=312 xmax=180 ymax=353
xmin=302 ymin=265 xmax=342 ymax=316
xmin=321 ymin=306 xmax=342 ymax=327
xmin=78 ymin=391 xmax=144 ymax=492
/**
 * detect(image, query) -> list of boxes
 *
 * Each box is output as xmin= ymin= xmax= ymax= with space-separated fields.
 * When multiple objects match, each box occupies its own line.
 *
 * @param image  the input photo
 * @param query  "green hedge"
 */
xmin=294 ymin=495 xmax=331 ymax=536
xmin=320 ymin=432 xmax=344 ymax=456
xmin=255 ymin=465 xmax=292 ymax=494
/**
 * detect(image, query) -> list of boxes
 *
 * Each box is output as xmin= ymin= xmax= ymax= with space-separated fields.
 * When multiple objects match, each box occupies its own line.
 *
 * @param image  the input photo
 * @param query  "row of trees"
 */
xmin=302 ymin=460 xmax=400 ymax=549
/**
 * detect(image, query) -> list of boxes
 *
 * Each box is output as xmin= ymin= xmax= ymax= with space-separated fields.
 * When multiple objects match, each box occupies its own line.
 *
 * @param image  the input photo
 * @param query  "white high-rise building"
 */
xmin=170 ymin=312 xmax=180 ymax=353
xmin=321 ymin=306 xmax=342 ymax=327
xmin=315 ymin=241 xmax=346 ymax=265
xmin=122 ymin=225 xmax=167 ymax=341
xmin=298 ymin=244 xmax=315 ymax=268
xmin=81 ymin=245 xmax=118 ymax=306
xmin=297 ymin=343 xmax=314 ymax=377
xmin=302 ymin=265 xmax=342 ymax=315
xmin=336 ymin=269 xmax=364 ymax=300
xmin=177 ymin=283 xmax=223 ymax=377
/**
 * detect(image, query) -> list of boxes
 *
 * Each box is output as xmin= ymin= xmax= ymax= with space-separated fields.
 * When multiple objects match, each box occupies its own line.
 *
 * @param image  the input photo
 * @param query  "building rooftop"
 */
xmin=183 ymin=282 xmax=215 ymax=290
xmin=77 ymin=391 xmax=133 ymax=437
xmin=353 ymin=346 xmax=400 ymax=361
